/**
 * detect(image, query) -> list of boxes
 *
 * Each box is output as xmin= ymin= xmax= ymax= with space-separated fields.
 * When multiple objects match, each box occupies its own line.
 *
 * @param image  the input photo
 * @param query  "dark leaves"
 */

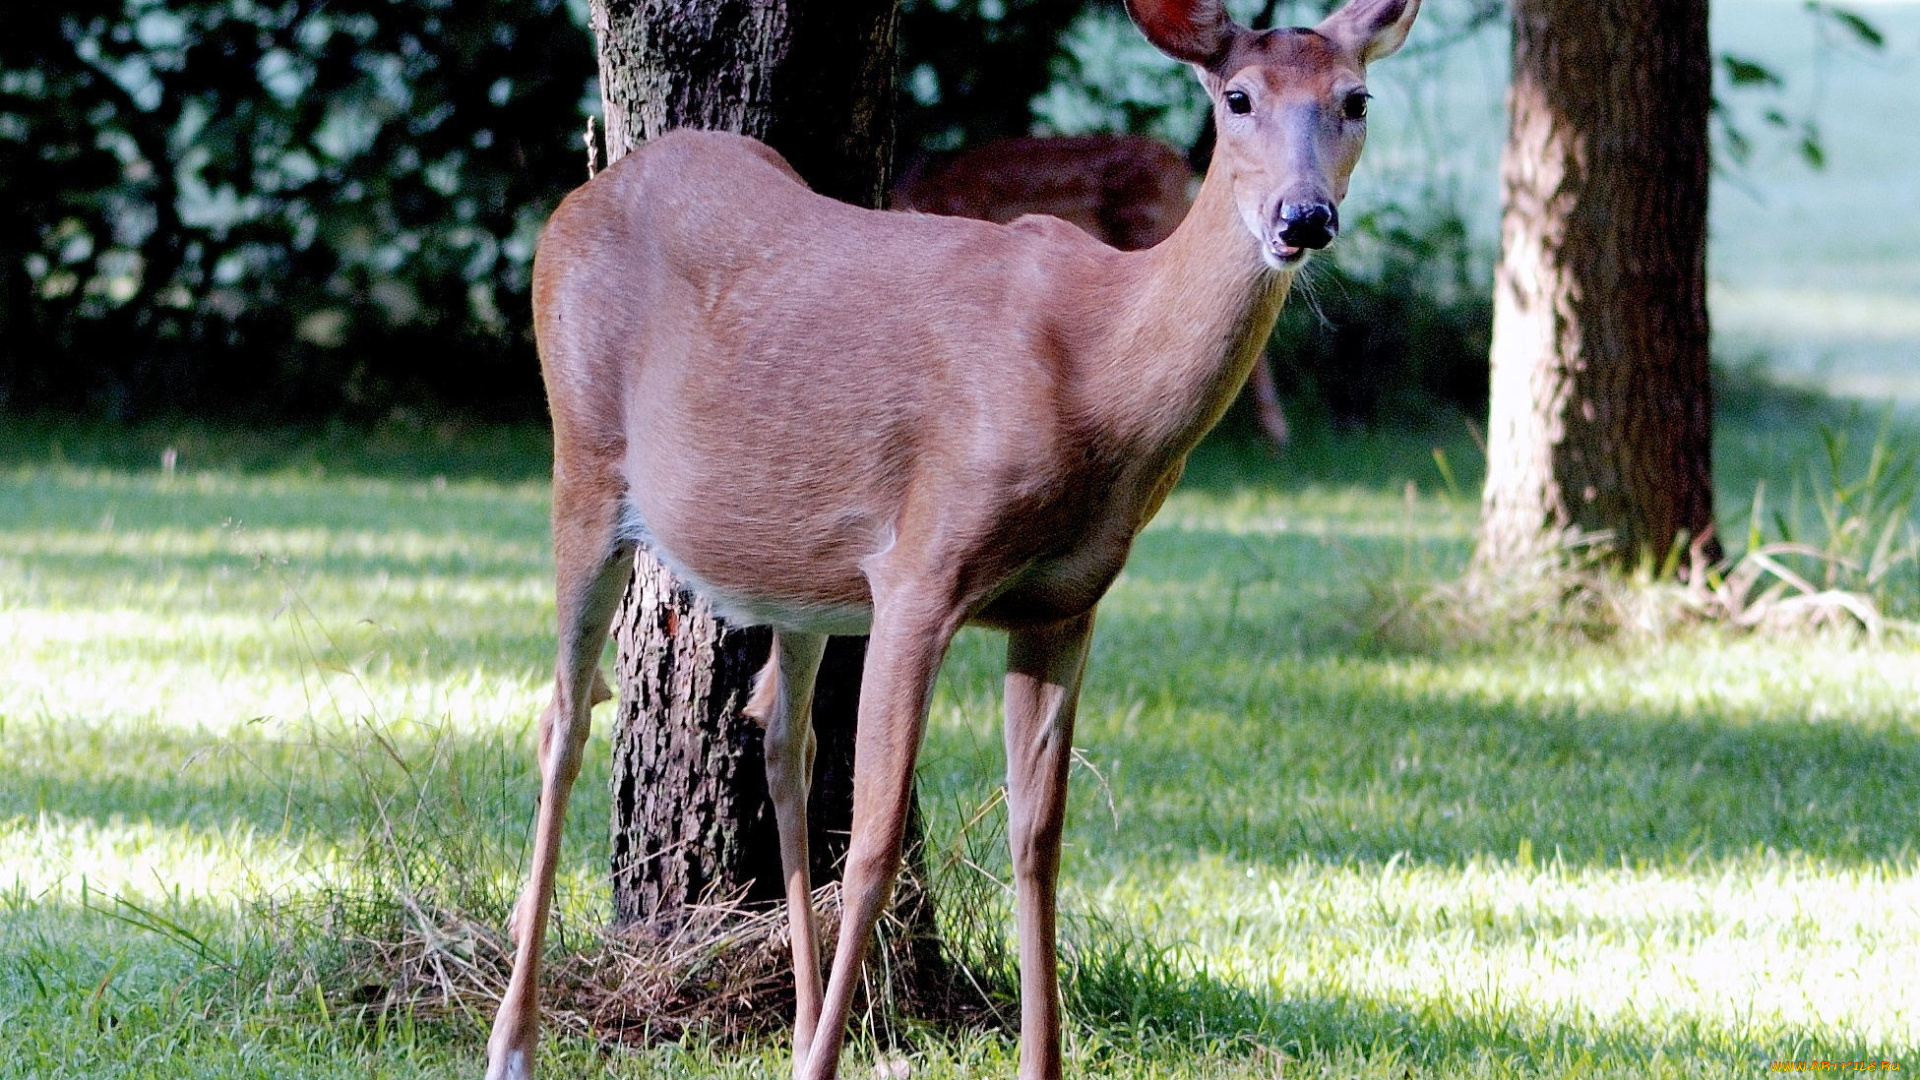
xmin=1720 ymin=55 xmax=1781 ymax=89
xmin=1805 ymin=2 xmax=1886 ymax=50
xmin=0 ymin=0 xmax=595 ymax=417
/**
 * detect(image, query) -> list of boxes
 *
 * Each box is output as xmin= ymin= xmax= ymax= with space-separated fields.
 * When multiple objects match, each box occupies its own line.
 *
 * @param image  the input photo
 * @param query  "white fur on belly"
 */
xmin=617 ymin=496 xmax=874 ymax=634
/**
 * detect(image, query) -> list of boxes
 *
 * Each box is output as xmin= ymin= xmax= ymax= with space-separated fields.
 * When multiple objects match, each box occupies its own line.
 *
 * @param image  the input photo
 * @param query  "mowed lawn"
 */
xmin=2 ymin=409 xmax=1917 ymax=1079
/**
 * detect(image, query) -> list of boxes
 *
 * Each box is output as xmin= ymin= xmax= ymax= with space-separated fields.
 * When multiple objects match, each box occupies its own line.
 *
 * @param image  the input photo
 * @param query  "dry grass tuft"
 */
xmin=256 ymin=692 xmax=1022 ymax=1059
xmin=343 ymin=891 xmax=809 ymax=1044
xmin=315 ymin=874 xmax=1002 ymax=1048
xmin=1373 ymin=413 xmax=1920 ymax=650
xmin=1370 ymin=525 xmax=1919 ymax=652
xmin=278 ymin=787 xmax=1025 ymax=1057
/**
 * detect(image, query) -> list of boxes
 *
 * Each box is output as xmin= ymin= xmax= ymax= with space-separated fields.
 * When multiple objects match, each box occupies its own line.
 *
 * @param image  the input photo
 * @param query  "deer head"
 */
xmin=1126 ymin=0 xmax=1421 ymax=270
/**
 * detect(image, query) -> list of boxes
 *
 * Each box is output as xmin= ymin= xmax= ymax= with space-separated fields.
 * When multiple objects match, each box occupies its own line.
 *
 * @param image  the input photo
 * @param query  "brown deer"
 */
xmin=485 ymin=0 xmax=1420 ymax=1077
xmin=895 ymin=133 xmax=1293 ymax=447
xmin=893 ymin=133 xmax=1193 ymax=252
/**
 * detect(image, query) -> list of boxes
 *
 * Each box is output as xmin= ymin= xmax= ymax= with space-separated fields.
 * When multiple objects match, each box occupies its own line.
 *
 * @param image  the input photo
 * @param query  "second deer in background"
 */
xmin=894 ymin=133 xmax=1292 ymax=449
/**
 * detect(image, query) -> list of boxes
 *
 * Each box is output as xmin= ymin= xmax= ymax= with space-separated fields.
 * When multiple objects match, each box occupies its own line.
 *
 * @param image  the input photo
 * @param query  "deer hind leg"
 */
xmin=485 ymin=469 xmax=635 ymax=1080
xmin=745 ymin=629 xmax=831 ymax=1077
xmin=1004 ymin=611 xmax=1095 ymax=1080
xmin=801 ymin=592 xmax=960 ymax=1080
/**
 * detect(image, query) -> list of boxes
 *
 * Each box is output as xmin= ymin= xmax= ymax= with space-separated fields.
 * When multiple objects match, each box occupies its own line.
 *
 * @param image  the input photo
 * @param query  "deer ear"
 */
xmin=1316 ymin=0 xmax=1421 ymax=64
xmin=1125 ymin=0 xmax=1236 ymax=68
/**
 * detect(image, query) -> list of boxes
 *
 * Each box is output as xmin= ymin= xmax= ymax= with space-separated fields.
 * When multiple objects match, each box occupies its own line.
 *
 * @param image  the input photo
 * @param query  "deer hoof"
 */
xmin=483 ymin=1046 xmax=533 ymax=1080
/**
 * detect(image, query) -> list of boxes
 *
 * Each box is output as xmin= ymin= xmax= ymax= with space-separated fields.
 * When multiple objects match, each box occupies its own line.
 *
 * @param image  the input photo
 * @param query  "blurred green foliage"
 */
xmin=897 ymin=0 xmax=1089 ymax=154
xmin=1265 ymin=210 xmax=1492 ymax=431
xmin=0 ymin=0 xmax=593 ymax=418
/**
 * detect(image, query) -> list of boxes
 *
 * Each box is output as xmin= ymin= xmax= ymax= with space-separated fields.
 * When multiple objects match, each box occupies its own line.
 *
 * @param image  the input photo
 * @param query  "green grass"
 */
xmin=3 ymin=403 xmax=1918 ymax=1078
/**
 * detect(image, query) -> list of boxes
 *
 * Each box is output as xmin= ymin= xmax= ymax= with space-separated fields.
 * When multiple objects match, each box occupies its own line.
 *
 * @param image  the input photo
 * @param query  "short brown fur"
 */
xmin=486 ymin=1 xmax=1420 ymax=1077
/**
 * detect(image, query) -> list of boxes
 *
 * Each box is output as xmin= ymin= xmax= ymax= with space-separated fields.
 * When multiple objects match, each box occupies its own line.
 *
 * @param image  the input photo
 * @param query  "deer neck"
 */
xmin=1097 ymin=162 xmax=1293 ymax=461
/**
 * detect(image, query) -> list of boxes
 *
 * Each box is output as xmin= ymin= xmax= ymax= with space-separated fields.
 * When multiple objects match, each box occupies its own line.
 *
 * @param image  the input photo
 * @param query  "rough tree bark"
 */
xmin=591 ymin=0 xmax=897 ymax=207
xmin=587 ymin=0 xmax=943 ymax=995
xmin=1477 ymin=0 xmax=1718 ymax=569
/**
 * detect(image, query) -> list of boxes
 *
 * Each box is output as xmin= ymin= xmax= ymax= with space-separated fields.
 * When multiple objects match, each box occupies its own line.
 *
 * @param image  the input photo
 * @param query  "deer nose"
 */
xmin=1277 ymin=202 xmax=1338 ymax=250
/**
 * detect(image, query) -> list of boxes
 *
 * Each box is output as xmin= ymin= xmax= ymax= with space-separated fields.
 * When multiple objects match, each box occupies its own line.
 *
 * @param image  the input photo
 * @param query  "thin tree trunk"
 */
xmin=588 ymin=0 xmax=944 ymax=1002
xmin=1477 ymin=0 xmax=1718 ymax=569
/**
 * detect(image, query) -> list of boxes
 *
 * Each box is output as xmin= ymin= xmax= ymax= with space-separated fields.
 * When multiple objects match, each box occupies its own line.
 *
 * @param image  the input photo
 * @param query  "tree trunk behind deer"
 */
xmin=591 ymin=0 xmax=943 ymax=1005
xmin=1476 ymin=0 xmax=1718 ymax=569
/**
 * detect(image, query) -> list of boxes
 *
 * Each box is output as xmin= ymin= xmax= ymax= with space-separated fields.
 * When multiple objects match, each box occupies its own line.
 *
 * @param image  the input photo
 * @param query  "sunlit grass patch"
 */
xmin=0 ymin=811 xmax=327 ymax=903
xmin=1088 ymin=853 xmax=1919 ymax=1055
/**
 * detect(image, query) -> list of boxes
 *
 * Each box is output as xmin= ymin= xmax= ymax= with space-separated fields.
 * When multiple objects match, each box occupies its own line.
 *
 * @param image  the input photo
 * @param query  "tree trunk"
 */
xmin=610 ymin=559 xmax=895 ymax=919
xmin=589 ymin=0 xmax=944 ymax=1000
xmin=1476 ymin=0 xmax=1718 ymax=569
xmin=592 ymin=0 xmax=897 ymax=207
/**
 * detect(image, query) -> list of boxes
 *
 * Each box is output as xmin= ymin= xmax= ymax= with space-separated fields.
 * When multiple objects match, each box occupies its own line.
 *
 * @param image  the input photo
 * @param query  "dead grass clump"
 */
xmin=254 ymin=698 xmax=1022 ymax=1058
xmin=1370 ymin=524 xmax=1918 ymax=652
xmin=348 ymin=890 xmax=809 ymax=1044
xmin=272 ymin=791 xmax=1025 ymax=1055
xmin=310 ymin=874 xmax=1000 ymax=1048
xmin=1375 ymin=413 xmax=1920 ymax=650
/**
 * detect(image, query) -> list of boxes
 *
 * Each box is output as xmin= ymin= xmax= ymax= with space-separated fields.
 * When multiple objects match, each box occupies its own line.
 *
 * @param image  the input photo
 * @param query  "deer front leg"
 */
xmin=1004 ymin=611 xmax=1095 ymax=1080
xmin=745 ymin=630 xmax=831 ymax=1078
xmin=801 ymin=597 xmax=958 ymax=1080
xmin=485 ymin=475 xmax=633 ymax=1080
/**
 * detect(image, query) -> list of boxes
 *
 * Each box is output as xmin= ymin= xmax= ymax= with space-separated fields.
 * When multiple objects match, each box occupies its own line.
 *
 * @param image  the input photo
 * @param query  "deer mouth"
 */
xmin=1264 ymin=241 xmax=1312 ymax=271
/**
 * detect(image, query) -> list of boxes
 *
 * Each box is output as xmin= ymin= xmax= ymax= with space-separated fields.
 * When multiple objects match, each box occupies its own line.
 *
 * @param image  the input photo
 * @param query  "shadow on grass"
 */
xmin=13 ymin=592 xmax=1917 ymax=907
xmin=1052 ymin=955 xmax=1887 ymax=1071
xmin=0 ymin=456 xmax=547 ymax=536
xmin=0 ymin=414 xmax=555 ymax=483
xmin=1178 ymin=425 xmax=1484 ymax=499
xmin=7 ymin=403 xmax=1918 ymax=1070
xmin=1066 ymin=589 xmax=1920 ymax=871
xmin=10 ymin=547 xmax=549 ymax=596
xmin=0 ymin=713 xmax=583 ymax=884
xmin=1034 ymin=876 xmax=1909 ymax=1067
xmin=6 ymin=884 xmax=1894 ymax=1077
xmin=9 ymin=607 xmax=1914 ymax=1071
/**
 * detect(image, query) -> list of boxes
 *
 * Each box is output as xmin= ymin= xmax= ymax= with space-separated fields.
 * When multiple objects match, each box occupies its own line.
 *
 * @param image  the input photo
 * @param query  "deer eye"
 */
xmin=1224 ymin=89 xmax=1252 ymax=116
xmin=1343 ymin=91 xmax=1370 ymax=121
